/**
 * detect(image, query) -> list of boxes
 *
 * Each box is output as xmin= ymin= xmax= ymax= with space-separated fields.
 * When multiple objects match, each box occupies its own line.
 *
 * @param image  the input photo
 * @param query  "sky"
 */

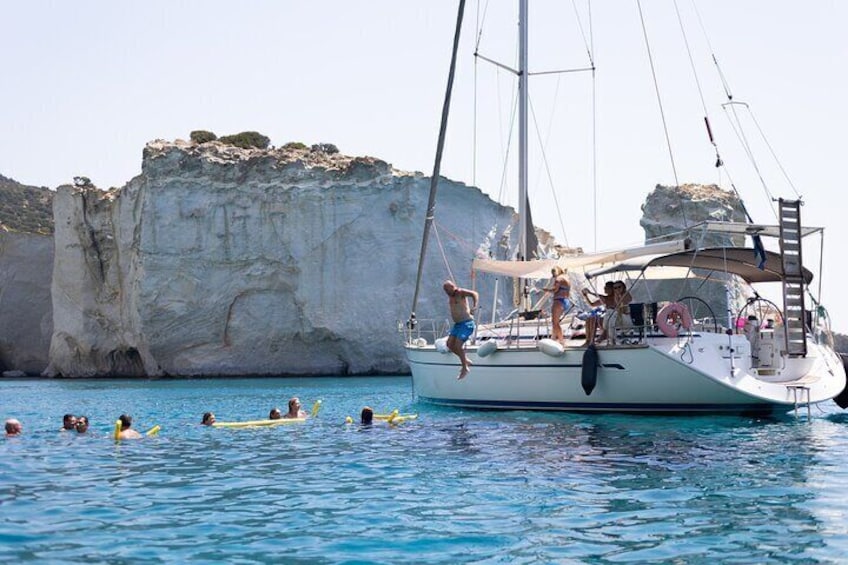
xmin=2 ymin=1 xmax=846 ymax=330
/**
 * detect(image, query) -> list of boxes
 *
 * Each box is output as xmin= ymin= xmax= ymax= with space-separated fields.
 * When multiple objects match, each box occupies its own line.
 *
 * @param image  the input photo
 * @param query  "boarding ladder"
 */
xmin=778 ymin=198 xmax=807 ymax=358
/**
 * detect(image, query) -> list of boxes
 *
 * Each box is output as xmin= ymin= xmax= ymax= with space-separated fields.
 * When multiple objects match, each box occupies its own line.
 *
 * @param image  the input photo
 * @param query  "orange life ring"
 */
xmin=657 ymin=302 xmax=693 ymax=337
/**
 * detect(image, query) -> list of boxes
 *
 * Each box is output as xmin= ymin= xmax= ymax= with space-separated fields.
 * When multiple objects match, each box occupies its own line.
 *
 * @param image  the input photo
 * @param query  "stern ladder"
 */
xmin=778 ymin=198 xmax=807 ymax=358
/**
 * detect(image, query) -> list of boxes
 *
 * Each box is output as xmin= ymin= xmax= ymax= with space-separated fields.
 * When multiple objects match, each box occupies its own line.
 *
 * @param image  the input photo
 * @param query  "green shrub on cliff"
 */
xmin=283 ymin=141 xmax=308 ymax=151
xmin=190 ymin=130 xmax=217 ymax=144
xmin=0 ymin=174 xmax=54 ymax=235
xmin=218 ymin=131 xmax=271 ymax=150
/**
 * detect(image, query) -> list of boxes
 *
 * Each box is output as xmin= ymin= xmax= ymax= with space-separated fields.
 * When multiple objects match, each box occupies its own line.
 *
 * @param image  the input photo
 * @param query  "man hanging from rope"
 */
xmin=443 ymin=280 xmax=479 ymax=380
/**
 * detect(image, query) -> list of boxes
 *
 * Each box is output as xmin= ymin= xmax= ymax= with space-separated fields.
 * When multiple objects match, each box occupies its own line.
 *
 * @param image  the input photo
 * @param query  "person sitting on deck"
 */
xmin=604 ymin=281 xmax=633 ymax=344
xmin=580 ymin=281 xmax=615 ymax=347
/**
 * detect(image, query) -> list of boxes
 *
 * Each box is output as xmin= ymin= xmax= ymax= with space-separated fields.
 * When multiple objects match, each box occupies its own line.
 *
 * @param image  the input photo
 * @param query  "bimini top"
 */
xmin=587 ymin=247 xmax=813 ymax=284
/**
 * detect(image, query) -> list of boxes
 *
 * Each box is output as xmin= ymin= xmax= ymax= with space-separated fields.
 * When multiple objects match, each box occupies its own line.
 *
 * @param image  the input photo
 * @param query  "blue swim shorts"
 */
xmin=449 ymin=319 xmax=476 ymax=341
xmin=576 ymin=307 xmax=604 ymax=321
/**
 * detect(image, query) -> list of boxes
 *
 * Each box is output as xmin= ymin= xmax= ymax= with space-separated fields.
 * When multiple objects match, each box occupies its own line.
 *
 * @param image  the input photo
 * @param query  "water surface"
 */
xmin=2 ymin=377 xmax=848 ymax=563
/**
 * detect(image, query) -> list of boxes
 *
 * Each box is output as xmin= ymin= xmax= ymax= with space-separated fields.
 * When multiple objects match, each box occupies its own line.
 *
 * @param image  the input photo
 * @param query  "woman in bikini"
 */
xmin=544 ymin=266 xmax=571 ymax=343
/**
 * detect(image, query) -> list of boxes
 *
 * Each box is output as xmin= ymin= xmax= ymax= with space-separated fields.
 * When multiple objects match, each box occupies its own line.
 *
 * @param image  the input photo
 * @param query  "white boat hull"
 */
xmin=406 ymin=333 xmax=846 ymax=414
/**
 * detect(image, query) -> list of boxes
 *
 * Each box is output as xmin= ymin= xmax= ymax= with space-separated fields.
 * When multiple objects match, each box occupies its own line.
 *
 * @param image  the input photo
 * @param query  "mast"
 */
xmin=515 ymin=0 xmax=530 ymax=311
xmin=518 ymin=0 xmax=529 ymax=262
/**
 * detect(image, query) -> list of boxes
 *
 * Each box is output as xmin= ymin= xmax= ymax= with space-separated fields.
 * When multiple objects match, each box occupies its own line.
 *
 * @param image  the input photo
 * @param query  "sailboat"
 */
xmin=402 ymin=0 xmax=847 ymax=415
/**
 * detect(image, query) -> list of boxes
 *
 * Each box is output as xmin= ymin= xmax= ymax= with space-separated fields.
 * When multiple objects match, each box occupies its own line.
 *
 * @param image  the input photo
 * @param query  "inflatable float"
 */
xmin=113 ymin=420 xmax=160 ymax=439
xmin=346 ymin=409 xmax=419 ymax=424
xmin=213 ymin=400 xmax=321 ymax=428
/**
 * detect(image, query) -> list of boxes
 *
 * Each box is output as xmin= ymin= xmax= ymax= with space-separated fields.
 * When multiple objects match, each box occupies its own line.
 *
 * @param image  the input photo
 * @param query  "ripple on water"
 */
xmin=2 ymin=377 xmax=848 ymax=562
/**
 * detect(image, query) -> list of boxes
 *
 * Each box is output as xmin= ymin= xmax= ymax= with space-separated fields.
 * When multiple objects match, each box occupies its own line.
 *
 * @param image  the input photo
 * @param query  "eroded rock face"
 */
xmin=0 ymin=232 xmax=53 ymax=374
xmin=640 ymin=183 xmax=746 ymax=246
xmin=638 ymin=183 xmax=748 ymax=321
xmin=45 ymin=140 xmax=516 ymax=376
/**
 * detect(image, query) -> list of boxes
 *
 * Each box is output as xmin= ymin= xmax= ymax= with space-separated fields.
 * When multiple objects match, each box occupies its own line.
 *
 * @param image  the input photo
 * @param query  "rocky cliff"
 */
xmin=638 ymin=183 xmax=748 ymax=319
xmin=0 ymin=174 xmax=54 ymax=235
xmin=0 ymin=174 xmax=54 ymax=374
xmin=2 ymin=146 xmax=761 ymax=377
xmin=0 ymin=232 xmax=53 ymax=374
xmin=640 ymin=183 xmax=746 ymax=246
xmin=45 ymin=140 xmax=517 ymax=377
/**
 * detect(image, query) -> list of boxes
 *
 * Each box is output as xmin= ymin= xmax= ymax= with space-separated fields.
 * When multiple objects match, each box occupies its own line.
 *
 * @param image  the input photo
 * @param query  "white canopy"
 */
xmin=471 ymin=239 xmax=688 ymax=279
xmin=586 ymin=247 xmax=814 ymax=284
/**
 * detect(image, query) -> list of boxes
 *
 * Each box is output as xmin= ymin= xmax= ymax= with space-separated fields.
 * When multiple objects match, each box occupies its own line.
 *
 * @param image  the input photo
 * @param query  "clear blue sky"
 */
xmin=2 ymin=1 xmax=846 ymax=330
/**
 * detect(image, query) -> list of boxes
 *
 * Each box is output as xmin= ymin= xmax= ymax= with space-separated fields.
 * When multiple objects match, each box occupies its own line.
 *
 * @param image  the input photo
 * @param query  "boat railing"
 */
xmin=475 ymin=311 xmax=552 ymax=349
xmin=399 ymin=318 xmax=450 ymax=346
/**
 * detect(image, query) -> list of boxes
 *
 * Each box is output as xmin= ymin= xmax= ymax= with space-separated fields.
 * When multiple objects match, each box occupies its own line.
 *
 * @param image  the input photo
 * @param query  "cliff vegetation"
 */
xmin=0 ymin=174 xmax=54 ymax=235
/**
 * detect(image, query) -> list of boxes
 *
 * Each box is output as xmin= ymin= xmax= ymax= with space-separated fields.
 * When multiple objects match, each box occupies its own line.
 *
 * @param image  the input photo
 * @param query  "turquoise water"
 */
xmin=2 ymin=377 xmax=848 ymax=563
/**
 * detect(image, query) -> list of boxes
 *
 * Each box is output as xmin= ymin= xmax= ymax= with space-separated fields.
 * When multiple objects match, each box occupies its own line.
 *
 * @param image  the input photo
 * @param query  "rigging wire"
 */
xmin=472 ymin=0 xmax=493 ymax=187
xmin=473 ymin=2 xmax=479 ymax=186
xmin=570 ymin=0 xmax=595 ymax=67
xmin=408 ymin=0 xmax=466 ymax=323
xmin=690 ymin=0 xmax=800 ymax=214
xmin=431 ymin=223 xmax=457 ymax=283
xmin=635 ymin=0 xmax=687 ymax=227
xmin=722 ymin=103 xmax=778 ymax=220
xmin=671 ymin=0 xmax=762 ymax=253
xmin=689 ymin=0 xmax=734 ymax=101
xmin=671 ymin=0 xmax=724 ymax=176
xmin=588 ymin=0 xmax=598 ymax=252
xmin=529 ymin=94 xmax=570 ymax=246
xmin=566 ymin=0 xmax=597 ymax=251
xmin=496 ymin=95 xmax=519 ymax=206
xmin=748 ymin=109 xmax=802 ymax=199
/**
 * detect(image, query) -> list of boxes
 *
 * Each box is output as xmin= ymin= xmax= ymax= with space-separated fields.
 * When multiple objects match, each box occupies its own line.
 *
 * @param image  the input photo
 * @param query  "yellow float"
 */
xmin=213 ymin=400 xmax=321 ymax=428
xmin=345 ymin=409 xmax=418 ymax=424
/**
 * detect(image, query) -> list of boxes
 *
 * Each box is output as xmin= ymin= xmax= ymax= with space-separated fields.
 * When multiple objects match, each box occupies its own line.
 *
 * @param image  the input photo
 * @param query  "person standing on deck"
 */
xmin=544 ymin=266 xmax=571 ymax=344
xmin=443 ymin=280 xmax=479 ymax=380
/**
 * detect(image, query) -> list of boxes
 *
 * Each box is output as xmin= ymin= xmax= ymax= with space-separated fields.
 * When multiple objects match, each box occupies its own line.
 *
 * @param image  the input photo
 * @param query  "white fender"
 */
xmin=412 ymin=337 xmax=428 ymax=347
xmin=435 ymin=337 xmax=450 ymax=354
xmin=538 ymin=338 xmax=565 ymax=357
xmin=476 ymin=340 xmax=498 ymax=358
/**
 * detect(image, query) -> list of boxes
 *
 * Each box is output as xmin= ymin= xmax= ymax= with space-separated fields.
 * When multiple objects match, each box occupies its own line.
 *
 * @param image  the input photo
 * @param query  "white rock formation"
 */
xmin=0 ymin=232 xmax=53 ymax=374
xmin=638 ymin=183 xmax=749 ymax=320
xmin=640 ymin=183 xmax=746 ymax=246
xmin=45 ymin=140 xmax=517 ymax=376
